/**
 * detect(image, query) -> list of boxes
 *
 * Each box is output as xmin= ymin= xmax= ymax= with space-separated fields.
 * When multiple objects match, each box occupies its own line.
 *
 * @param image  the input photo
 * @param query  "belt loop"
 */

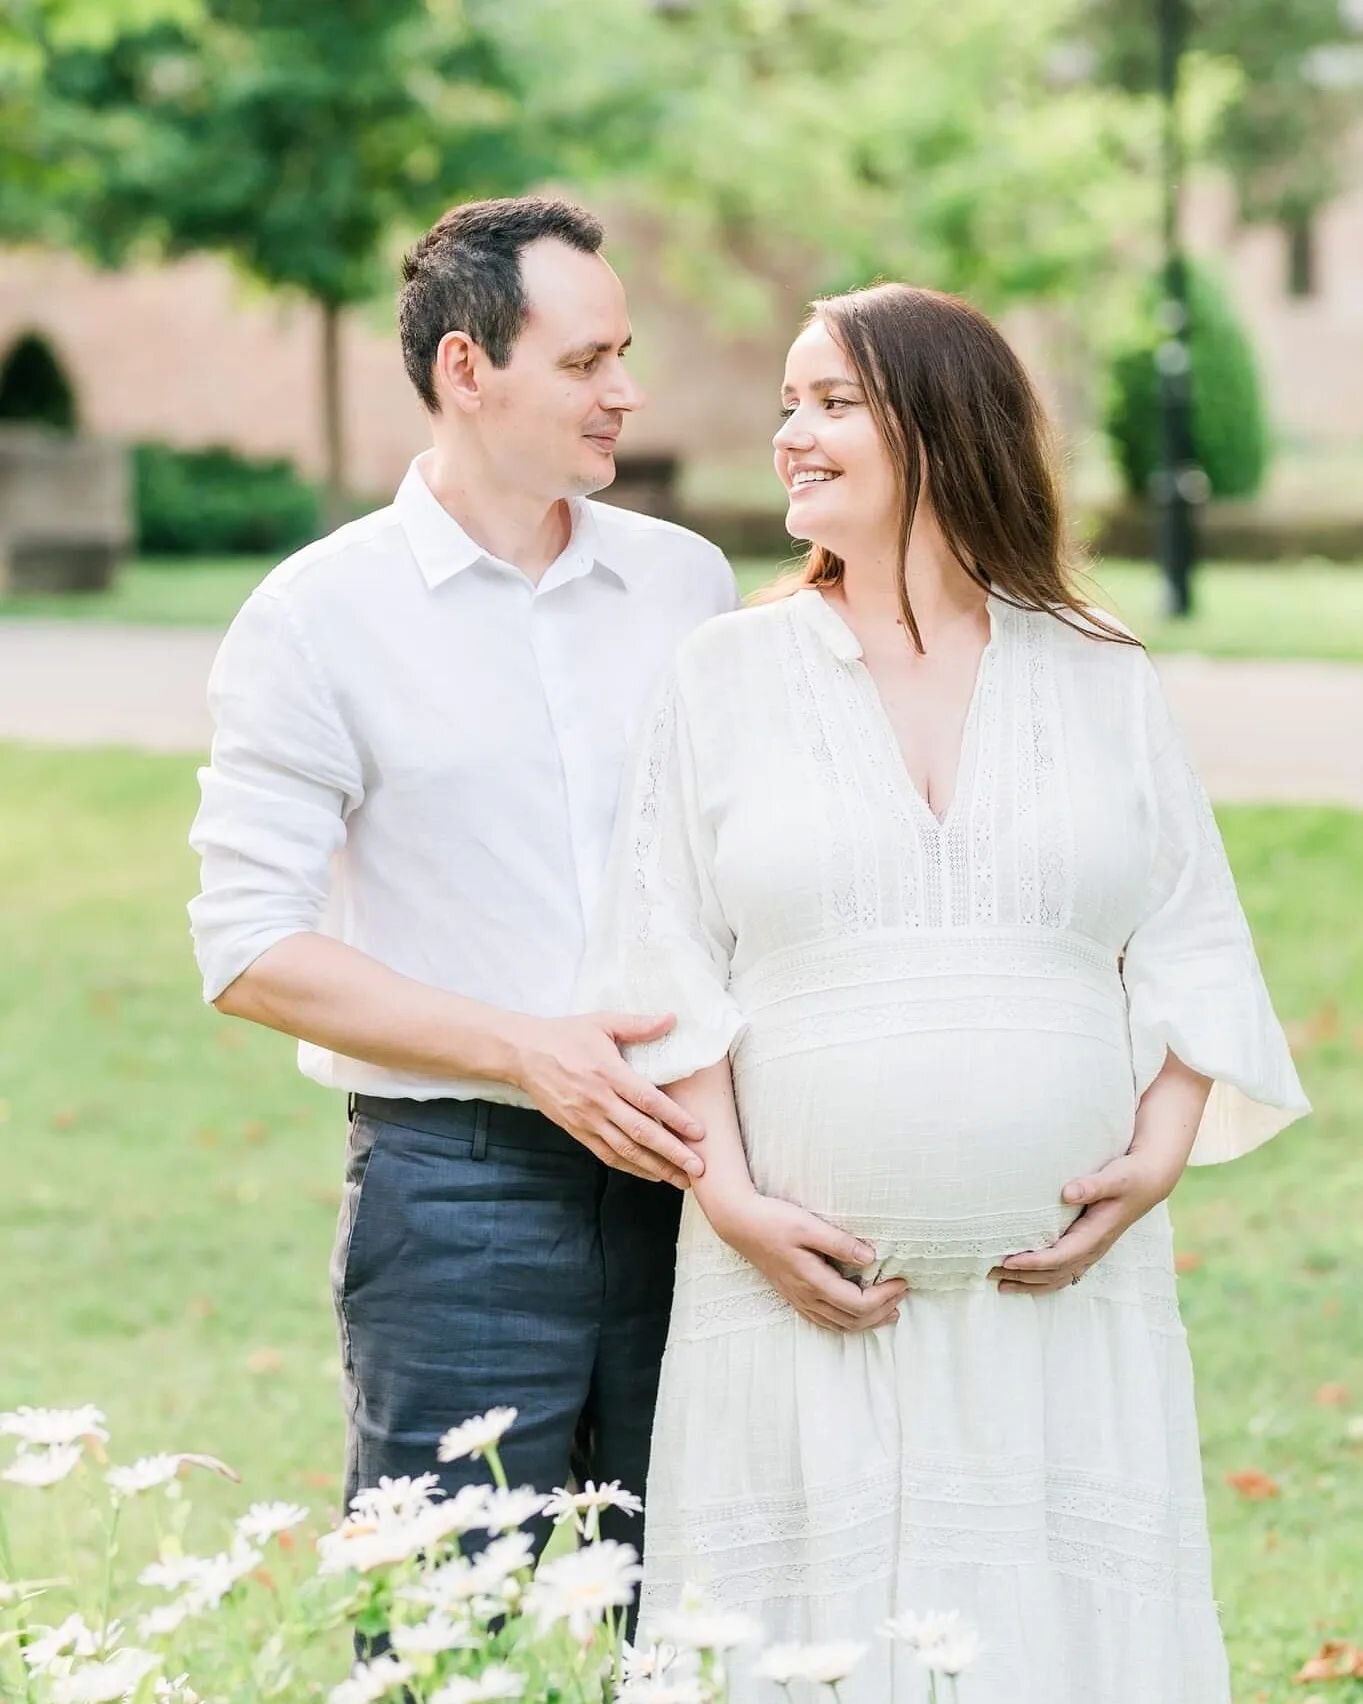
xmin=471 ymin=1101 xmax=490 ymax=1161
xmin=346 ymin=1092 xmax=357 ymax=1124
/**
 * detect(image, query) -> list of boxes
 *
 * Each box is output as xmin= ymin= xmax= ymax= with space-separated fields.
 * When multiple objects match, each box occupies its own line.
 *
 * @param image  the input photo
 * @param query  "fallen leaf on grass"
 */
xmin=1174 ymin=1251 xmax=1204 ymax=1274
xmin=1226 ymin=1469 xmax=1281 ymax=1500
xmin=1293 ymin=1639 xmax=1363 ymax=1682
xmin=246 ymin=1348 xmax=284 ymax=1376
xmin=302 ymin=1470 xmax=336 ymax=1491
xmin=243 ymin=1120 xmax=269 ymax=1146
xmin=50 ymin=1106 xmax=78 ymax=1131
xmin=1286 ymin=1002 xmax=1339 ymax=1050
xmin=1314 ymin=1383 xmax=1350 ymax=1407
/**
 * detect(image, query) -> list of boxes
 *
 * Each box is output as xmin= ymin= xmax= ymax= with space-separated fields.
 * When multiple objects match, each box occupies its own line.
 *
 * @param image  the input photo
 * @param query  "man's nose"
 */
xmin=604 ymin=365 xmax=645 ymax=412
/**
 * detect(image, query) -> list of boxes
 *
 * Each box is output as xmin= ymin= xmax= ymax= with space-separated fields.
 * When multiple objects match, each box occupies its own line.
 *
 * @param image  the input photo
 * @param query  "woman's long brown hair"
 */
xmin=758 ymin=283 xmax=1137 ymax=652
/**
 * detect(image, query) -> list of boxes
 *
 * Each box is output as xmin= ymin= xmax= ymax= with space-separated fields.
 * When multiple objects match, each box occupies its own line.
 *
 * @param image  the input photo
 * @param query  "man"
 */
xmin=188 ymin=196 xmax=738 ymax=1539
xmin=189 ymin=195 xmax=896 ymax=1546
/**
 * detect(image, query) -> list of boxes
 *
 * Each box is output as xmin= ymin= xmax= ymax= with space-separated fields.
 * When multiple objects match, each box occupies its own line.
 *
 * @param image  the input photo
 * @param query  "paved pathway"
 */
xmin=2 ymin=620 xmax=1361 ymax=805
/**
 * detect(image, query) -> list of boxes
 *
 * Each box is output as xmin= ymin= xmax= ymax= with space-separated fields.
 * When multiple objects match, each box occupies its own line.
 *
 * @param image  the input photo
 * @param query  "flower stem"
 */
xmin=98 ymin=1501 xmax=121 ymax=1644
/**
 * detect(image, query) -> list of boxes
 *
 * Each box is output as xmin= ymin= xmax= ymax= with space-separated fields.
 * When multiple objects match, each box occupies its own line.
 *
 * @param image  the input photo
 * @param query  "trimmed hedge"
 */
xmin=1105 ymin=264 xmax=1270 ymax=502
xmin=134 ymin=442 xmax=320 ymax=556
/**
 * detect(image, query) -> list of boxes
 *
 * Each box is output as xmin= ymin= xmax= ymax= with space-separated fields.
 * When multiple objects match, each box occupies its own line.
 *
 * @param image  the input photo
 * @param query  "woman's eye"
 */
xmin=778 ymin=405 xmax=796 ymax=419
xmin=823 ymin=397 xmax=852 ymax=411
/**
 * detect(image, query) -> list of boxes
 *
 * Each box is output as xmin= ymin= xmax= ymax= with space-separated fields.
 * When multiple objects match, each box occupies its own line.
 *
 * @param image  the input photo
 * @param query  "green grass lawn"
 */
xmin=3 ymin=555 xmax=1363 ymax=662
xmin=0 ymin=746 xmax=1360 ymax=1702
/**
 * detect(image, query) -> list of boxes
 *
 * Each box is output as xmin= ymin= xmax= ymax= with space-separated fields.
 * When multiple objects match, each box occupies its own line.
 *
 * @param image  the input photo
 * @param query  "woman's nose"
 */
xmin=773 ymin=411 xmax=813 ymax=451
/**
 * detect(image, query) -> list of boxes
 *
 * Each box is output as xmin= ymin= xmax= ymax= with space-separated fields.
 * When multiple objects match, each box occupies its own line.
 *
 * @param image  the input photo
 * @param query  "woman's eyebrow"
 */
xmin=780 ymin=375 xmax=862 ymax=398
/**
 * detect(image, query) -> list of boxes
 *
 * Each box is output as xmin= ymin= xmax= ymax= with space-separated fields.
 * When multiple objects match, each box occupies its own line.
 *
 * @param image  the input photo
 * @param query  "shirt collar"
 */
xmin=791 ymin=584 xmax=1009 ymax=663
xmin=395 ymin=454 xmax=630 ymax=592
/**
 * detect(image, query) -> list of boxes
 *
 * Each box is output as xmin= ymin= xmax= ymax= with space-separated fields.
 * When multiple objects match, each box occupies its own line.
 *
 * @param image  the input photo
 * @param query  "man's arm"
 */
xmin=191 ymin=588 xmax=702 ymax=1189
xmin=662 ymin=1058 xmax=906 ymax=1332
xmin=215 ymin=933 xmax=704 ymax=1188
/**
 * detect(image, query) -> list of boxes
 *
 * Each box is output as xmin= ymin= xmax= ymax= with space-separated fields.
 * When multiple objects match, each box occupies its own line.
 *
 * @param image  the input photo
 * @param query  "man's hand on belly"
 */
xmin=713 ymin=1195 xmax=908 ymax=1333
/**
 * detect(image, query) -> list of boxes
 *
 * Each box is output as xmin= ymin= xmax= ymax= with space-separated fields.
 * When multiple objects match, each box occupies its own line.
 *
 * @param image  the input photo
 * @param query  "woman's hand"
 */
xmin=991 ymin=1051 xmax=1210 ymax=1296
xmin=714 ymin=1193 xmax=908 ymax=1332
xmin=988 ymin=1149 xmax=1180 ymax=1295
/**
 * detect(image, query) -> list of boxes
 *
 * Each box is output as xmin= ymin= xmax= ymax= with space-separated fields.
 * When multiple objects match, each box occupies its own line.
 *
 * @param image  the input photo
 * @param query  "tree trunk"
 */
xmin=320 ymin=298 xmax=347 ymax=532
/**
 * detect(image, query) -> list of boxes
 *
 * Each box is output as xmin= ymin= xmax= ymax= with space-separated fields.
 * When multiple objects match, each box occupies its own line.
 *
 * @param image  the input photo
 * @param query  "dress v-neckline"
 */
xmin=800 ymin=588 xmax=1000 ymax=834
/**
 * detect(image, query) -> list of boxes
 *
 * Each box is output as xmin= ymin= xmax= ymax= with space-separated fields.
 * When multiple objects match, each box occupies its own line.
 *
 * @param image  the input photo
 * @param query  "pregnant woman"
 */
xmin=579 ymin=283 xmax=1309 ymax=1702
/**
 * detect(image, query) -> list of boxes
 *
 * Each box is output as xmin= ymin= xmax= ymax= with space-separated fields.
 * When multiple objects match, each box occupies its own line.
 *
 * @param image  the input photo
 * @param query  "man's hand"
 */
xmin=714 ymin=1194 xmax=907 ymax=1332
xmin=989 ymin=1150 xmax=1179 ymax=1295
xmin=508 ymin=1011 xmax=706 ymax=1190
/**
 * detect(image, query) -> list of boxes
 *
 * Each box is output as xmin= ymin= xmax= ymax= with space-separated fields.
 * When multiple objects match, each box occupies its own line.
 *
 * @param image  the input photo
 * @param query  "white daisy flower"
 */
xmin=429 ymin=1667 xmax=525 ymax=1703
xmin=318 ymin=1506 xmax=437 ymax=1576
xmin=619 ymin=1639 xmax=681 ymax=1683
xmin=328 ymin=1654 xmax=414 ymax=1704
xmin=136 ymin=1602 xmax=193 ymax=1641
xmin=350 ymin=1473 xmax=441 ymax=1523
xmin=545 ymin=1480 xmax=643 ymax=1534
xmin=4 ymin=1445 xmax=83 ymax=1488
xmin=390 ymin=1613 xmax=478 ymax=1658
xmin=880 ymin=1608 xmax=970 ymax=1651
xmin=524 ymin=1539 xmax=642 ymax=1641
xmin=920 ymin=1627 xmax=981 ymax=1676
xmin=480 ymin=1486 xmax=547 ymax=1533
xmin=22 ymin=1613 xmax=101 ymax=1675
xmin=648 ymin=1601 xmax=761 ymax=1653
xmin=436 ymin=1407 xmax=518 ymax=1464
xmin=50 ymin=1646 xmax=159 ymax=1703
xmin=0 ymin=1578 xmax=60 ymax=1607
xmin=178 ymin=1539 xmax=262 ymax=1611
xmin=106 ymin=1456 xmax=183 ymax=1498
xmin=472 ymin=1530 xmax=535 ymax=1583
xmin=154 ymin=1678 xmax=201 ymax=1702
xmin=614 ymin=1681 xmax=710 ymax=1704
xmin=235 ymin=1500 xmax=308 ymax=1544
xmin=0 ymin=1406 xmax=108 ymax=1449
xmin=754 ymin=1641 xmax=867 ymax=1684
xmin=138 ymin=1557 xmax=207 ymax=1594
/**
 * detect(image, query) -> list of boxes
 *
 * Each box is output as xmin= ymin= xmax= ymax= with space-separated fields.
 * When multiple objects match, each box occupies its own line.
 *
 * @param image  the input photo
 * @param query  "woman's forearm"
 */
xmin=1130 ymin=1048 xmax=1213 ymax=1190
xmin=663 ymin=1058 xmax=758 ymax=1233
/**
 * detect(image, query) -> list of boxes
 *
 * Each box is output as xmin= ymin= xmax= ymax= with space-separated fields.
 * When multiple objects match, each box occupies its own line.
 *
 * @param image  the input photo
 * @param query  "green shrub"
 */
xmin=134 ymin=441 xmax=320 ymax=556
xmin=0 ymin=331 xmax=78 ymax=432
xmin=1105 ymin=264 xmax=1270 ymax=501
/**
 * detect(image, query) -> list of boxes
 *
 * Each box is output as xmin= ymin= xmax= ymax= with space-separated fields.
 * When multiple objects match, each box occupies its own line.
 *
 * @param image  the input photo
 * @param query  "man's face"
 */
xmin=477 ymin=238 xmax=644 ymax=500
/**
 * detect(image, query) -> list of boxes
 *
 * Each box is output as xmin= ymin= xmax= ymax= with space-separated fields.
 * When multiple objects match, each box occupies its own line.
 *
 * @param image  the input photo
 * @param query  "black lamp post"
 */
xmin=1154 ymin=0 xmax=1202 ymax=617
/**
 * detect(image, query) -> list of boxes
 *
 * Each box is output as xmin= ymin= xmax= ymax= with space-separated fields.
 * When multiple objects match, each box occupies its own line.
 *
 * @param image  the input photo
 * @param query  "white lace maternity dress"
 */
xmin=578 ymin=588 xmax=1309 ymax=1703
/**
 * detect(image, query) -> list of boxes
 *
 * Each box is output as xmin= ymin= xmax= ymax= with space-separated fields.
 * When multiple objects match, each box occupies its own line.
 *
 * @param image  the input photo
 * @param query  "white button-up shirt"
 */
xmin=188 ymin=453 xmax=737 ymax=1102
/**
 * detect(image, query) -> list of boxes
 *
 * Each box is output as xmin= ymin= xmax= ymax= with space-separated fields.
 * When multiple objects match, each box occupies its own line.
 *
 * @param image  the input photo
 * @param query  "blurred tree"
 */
xmin=1080 ymin=0 xmax=1363 ymax=233
xmin=0 ymin=0 xmax=201 ymax=243
xmin=1105 ymin=260 xmax=1269 ymax=500
xmin=43 ymin=0 xmax=665 ymax=525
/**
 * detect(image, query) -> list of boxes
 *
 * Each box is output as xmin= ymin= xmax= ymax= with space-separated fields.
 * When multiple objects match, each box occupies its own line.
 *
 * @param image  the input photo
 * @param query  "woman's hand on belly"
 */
xmin=712 ymin=1194 xmax=909 ymax=1333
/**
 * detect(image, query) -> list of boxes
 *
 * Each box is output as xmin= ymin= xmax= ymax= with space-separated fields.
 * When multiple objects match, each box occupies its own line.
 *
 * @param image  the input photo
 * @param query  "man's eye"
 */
xmin=578 ymin=359 xmax=599 ymax=374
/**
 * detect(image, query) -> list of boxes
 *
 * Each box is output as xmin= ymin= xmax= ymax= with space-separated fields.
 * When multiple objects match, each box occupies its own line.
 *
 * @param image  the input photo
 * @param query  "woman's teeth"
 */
xmin=792 ymin=470 xmax=840 ymax=488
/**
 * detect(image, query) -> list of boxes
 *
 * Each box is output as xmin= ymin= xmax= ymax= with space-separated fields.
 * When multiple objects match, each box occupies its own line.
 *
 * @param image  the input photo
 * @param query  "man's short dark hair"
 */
xmin=398 ymin=196 xmax=605 ymax=411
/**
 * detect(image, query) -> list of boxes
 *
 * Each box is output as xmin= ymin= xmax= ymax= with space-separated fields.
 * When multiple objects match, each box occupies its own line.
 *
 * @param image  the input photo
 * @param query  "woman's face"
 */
xmin=773 ymin=316 xmax=898 ymax=554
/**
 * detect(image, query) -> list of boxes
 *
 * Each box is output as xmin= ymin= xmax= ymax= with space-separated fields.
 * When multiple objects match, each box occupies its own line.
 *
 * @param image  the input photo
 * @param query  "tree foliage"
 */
xmin=1105 ymin=262 xmax=1270 ymax=500
xmin=1081 ymin=0 xmax=1363 ymax=225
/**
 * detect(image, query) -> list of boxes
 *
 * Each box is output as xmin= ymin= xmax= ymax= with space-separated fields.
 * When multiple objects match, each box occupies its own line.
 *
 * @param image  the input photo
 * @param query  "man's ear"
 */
xmin=433 ymin=330 xmax=482 ymax=415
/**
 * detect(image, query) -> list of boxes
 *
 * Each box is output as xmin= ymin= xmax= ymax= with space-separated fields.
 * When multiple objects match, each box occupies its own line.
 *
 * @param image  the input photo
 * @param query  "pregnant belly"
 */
xmin=731 ymin=991 xmax=1135 ymax=1288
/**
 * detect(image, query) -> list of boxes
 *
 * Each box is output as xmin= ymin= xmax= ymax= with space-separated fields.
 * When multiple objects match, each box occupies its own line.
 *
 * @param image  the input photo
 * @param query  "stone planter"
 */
xmin=0 ymin=426 xmax=131 ymax=593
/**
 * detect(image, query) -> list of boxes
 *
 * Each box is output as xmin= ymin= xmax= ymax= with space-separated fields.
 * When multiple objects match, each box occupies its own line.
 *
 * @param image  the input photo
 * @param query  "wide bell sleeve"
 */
xmin=577 ymin=669 xmax=745 ymax=1086
xmin=1122 ymin=657 xmax=1310 ymax=1165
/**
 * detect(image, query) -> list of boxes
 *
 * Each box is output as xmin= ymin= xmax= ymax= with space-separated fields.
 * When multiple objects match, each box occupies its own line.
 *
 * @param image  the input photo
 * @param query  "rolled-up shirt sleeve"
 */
xmin=188 ymin=587 xmax=365 ymax=1003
